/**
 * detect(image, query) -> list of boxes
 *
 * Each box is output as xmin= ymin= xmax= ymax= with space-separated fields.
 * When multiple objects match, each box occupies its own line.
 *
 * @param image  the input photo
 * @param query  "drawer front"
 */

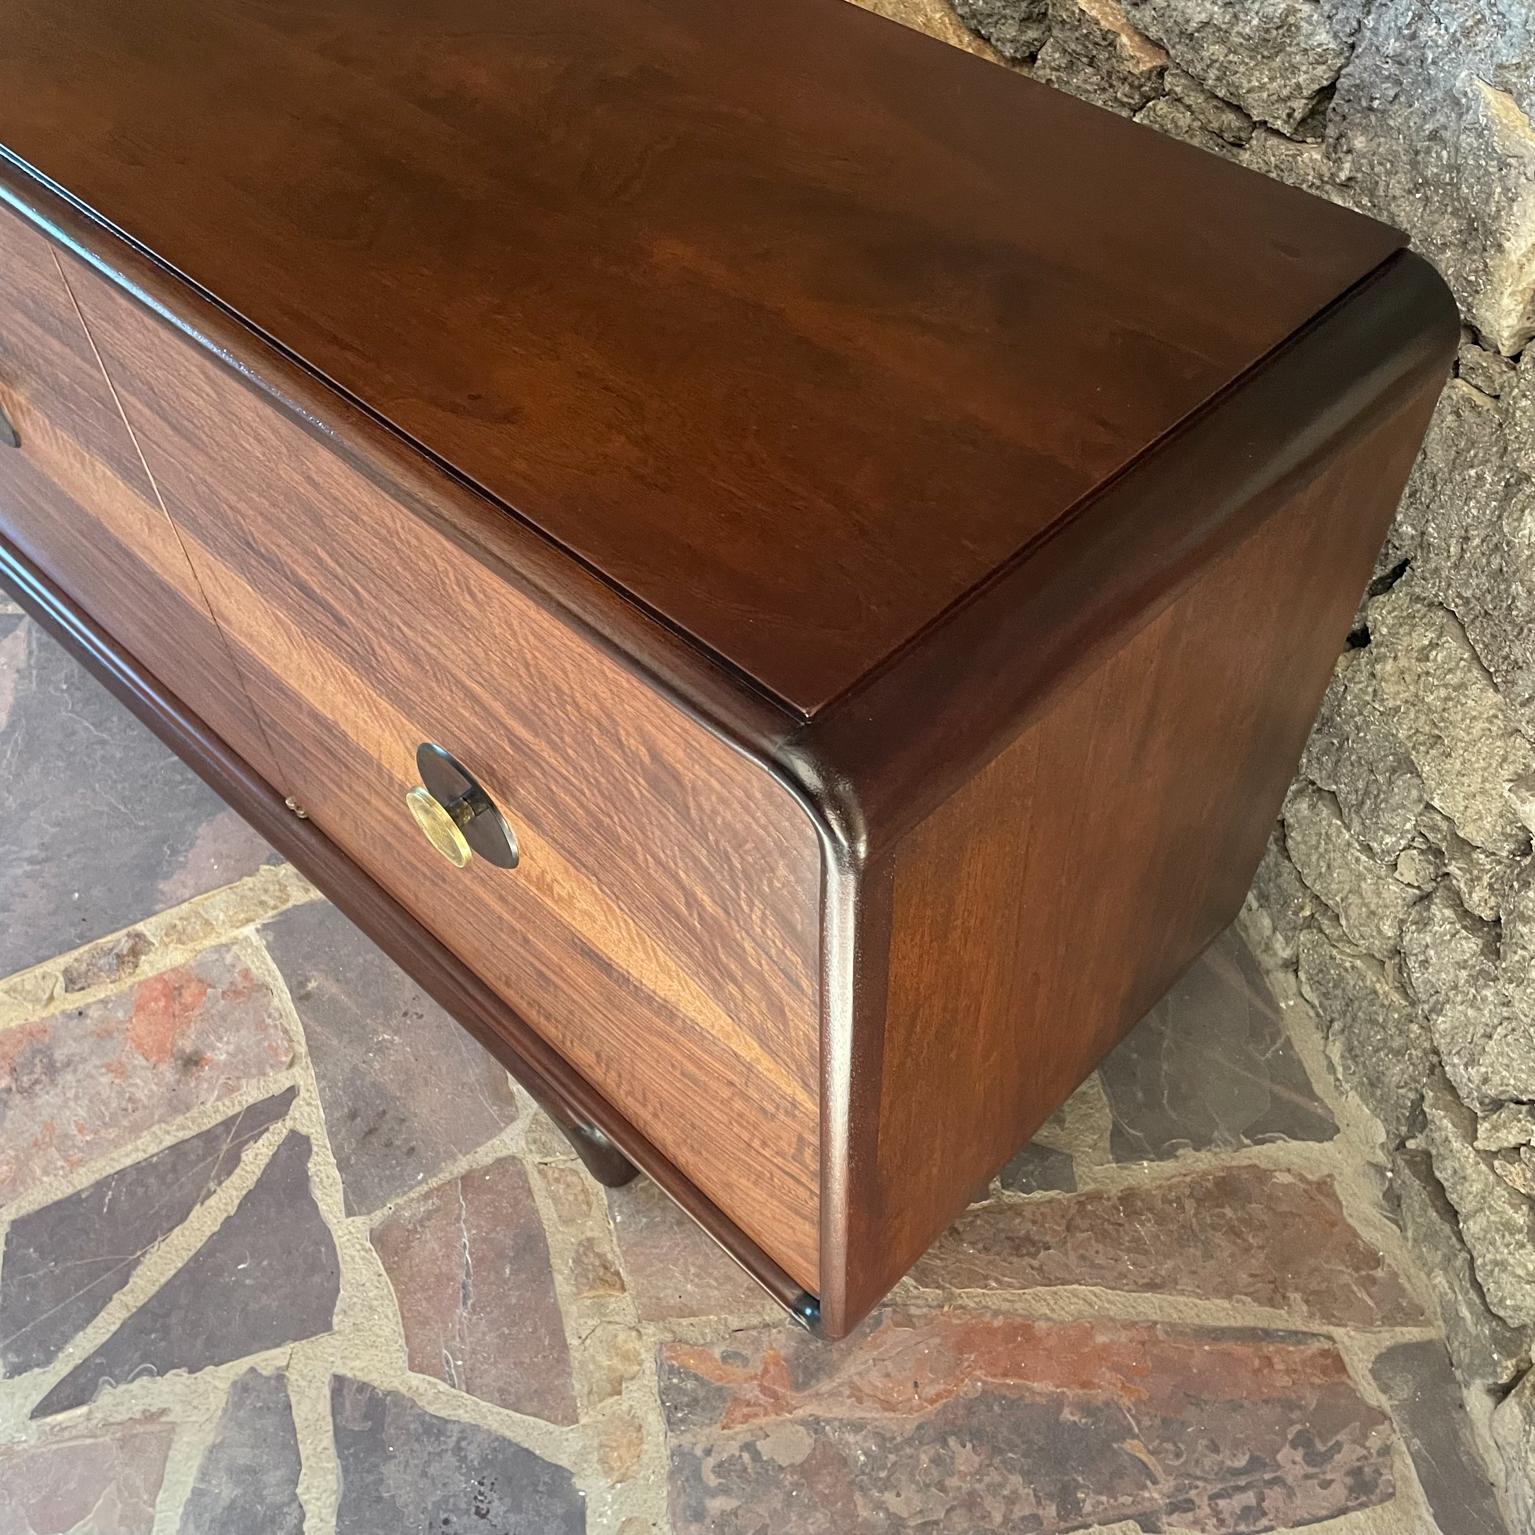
xmin=73 ymin=273 xmax=824 ymax=1286
xmin=0 ymin=210 xmax=282 ymax=786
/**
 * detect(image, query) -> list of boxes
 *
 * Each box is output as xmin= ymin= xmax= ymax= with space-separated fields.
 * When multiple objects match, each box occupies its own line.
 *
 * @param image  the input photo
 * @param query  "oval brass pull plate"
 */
xmin=405 ymin=743 xmax=519 ymax=870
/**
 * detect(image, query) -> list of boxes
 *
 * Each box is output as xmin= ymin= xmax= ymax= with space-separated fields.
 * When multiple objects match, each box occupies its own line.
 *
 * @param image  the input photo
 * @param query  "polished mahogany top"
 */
xmin=0 ymin=0 xmax=1403 ymax=714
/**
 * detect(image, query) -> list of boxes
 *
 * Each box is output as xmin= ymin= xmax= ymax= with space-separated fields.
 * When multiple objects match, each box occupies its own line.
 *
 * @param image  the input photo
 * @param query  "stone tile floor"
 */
xmin=0 ymin=599 xmax=1515 ymax=1533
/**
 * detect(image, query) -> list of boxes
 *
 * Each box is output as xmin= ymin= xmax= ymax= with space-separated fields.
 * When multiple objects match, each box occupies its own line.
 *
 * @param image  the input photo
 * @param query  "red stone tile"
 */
xmin=911 ymin=1164 xmax=1424 ymax=1326
xmin=607 ymin=1177 xmax=768 ymax=1321
xmin=0 ymin=1416 xmax=174 ymax=1534
xmin=0 ymin=946 xmax=293 ymax=1204
xmin=660 ymin=1311 xmax=1396 ymax=1533
xmin=372 ymin=1157 xmax=576 ymax=1424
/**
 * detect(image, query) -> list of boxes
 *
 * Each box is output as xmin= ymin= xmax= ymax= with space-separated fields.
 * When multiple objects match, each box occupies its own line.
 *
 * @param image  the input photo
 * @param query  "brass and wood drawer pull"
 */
xmin=405 ymin=743 xmax=519 ymax=870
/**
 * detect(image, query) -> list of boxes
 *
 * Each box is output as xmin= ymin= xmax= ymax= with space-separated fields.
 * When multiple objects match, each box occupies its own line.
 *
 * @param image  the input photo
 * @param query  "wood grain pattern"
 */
xmin=0 ymin=206 xmax=282 ymax=785
xmin=830 ymin=366 xmax=1448 ymax=1326
xmin=0 ymin=0 xmax=1403 ymax=713
xmin=70 ymin=265 xmax=825 ymax=1288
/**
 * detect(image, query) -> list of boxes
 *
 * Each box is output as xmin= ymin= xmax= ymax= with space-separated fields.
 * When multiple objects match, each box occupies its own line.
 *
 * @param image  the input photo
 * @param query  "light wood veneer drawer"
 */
xmin=0 ymin=208 xmax=281 ymax=786
xmin=65 ymin=267 xmax=825 ymax=1289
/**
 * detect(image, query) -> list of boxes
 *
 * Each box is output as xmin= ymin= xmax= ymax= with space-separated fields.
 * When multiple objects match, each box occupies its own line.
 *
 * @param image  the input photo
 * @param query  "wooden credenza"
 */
xmin=0 ymin=0 xmax=1454 ymax=1336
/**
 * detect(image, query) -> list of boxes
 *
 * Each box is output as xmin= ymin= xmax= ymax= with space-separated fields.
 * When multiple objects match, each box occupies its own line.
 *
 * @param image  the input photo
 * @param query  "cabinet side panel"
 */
xmin=840 ymin=371 xmax=1443 ymax=1324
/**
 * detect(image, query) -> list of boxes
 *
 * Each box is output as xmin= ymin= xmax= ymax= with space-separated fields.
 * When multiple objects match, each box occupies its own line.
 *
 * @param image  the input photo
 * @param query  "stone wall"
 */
xmin=865 ymin=0 xmax=1535 ymax=1518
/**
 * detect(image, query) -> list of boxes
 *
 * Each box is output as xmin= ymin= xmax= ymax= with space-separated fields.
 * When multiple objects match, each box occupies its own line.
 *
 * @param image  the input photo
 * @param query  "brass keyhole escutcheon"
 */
xmin=405 ymin=743 xmax=519 ymax=870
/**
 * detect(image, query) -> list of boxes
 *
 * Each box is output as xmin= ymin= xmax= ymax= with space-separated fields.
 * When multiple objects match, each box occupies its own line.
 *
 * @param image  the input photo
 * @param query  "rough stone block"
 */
xmin=950 ymin=0 xmax=1049 ymax=58
xmin=1331 ymin=2 xmax=1535 ymax=355
xmin=1403 ymin=883 xmax=1535 ymax=1111
xmin=1163 ymin=66 xmax=1255 ymax=142
xmin=1459 ymin=334 xmax=1517 ymax=397
xmin=1423 ymin=1073 xmax=1535 ymax=1330
xmin=1241 ymin=829 xmax=1316 ymax=966
xmin=1034 ymin=0 xmax=1168 ymax=112
xmin=1296 ymin=927 xmax=1432 ymax=1136
xmin=1133 ymin=92 xmax=1233 ymax=151
xmin=1368 ymin=584 xmax=1535 ymax=857
xmin=1387 ymin=382 xmax=1535 ymax=738
xmin=848 ymin=0 xmax=1005 ymax=56
xmin=1478 ymin=1103 xmax=1535 ymax=1152
xmin=1283 ymin=784 xmax=1420 ymax=956
xmin=1415 ymin=806 xmax=1523 ymax=921
xmin=1301 ymin=650 xmax=1427 ymax=862
xmin=1492 ymin=1364 xmax=1535 ymax=1532
xmin=1392 ymin=380 xmax=1509 ymax=578
xmin=1496 ymin=1148 xmax=1535 ymax=1195
xmin=1121 ymin=0 xmax=1359 ymax=133
xmin=1391 ymin=1150 xmax=1531 ymax=1389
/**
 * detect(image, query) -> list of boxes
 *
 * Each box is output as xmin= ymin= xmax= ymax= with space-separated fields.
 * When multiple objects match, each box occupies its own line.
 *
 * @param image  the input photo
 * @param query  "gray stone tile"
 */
xmin=35 ymin=1132 xmax=339 ymax=1417
xmin=0 ymin=616 xmax=275 ymax=980
xmin=997 ymin=1140 xmax=1076 ymax=1194
xmin=332 ymin=1377 xmax=585 ymax=1534
xmin=1 ymin=1088 xmax=295 ymax=1374
xmin=607 ymin=1177 xmax=767 ymax=1322
xmin=262 ymin=901 xmax=520 ymax=1215
xmin=1371 ymin=1339 xmax=1512 ymax=1535
xmin=179 ymin=1368 xmax=304 ymax=1535
xmin=1099 ymin=928 xmax=1337 ymax=1162
xmin=0 ymin=945 xmax=294 ymax=1206
xmin=0 ymin=1416 xmax=174 ymax=1534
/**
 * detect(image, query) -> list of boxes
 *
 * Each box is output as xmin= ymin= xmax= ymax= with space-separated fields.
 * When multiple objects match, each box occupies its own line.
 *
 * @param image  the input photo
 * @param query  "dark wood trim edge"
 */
xmin=0 ymin=526 xmax=821 ymax=1331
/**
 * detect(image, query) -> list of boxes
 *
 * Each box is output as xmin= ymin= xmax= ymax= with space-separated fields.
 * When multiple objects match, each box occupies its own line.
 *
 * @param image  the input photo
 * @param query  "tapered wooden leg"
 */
xmin=539 ymin=1097 xmax=641 ymax=1187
